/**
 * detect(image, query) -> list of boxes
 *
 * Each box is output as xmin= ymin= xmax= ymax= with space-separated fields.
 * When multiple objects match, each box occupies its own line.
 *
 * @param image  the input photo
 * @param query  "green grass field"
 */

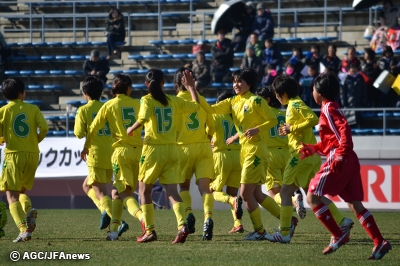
xmin=0 ymin=209 xmax=398 ymax=266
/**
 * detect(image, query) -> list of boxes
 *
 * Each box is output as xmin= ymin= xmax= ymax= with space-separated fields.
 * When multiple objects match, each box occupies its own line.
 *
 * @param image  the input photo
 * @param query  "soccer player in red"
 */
xmin=300 ymin=72 xmax=392 ymax=259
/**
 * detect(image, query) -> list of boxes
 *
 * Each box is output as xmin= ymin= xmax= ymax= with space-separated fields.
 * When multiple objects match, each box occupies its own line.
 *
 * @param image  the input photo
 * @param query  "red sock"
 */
xmin=313 ymin=203 xmax=342 ymax=237
xmin=357 ymin=208 xmax=384 ymax=246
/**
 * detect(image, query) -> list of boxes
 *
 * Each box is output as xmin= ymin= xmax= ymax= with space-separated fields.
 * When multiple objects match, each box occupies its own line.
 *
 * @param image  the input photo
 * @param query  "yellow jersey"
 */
xmin=0 ymin=99 xmax=48 ymax=153
xmin=74 ymin=100 xmax=113 ymax=168
xmin=137 ymin=94 xmax=199 ymax=145
xmin=199 ymin=91 xmax=277 ymax=145
xmin=176 ymin=91 xmax=213 ymax=145
xmin=208 ymin=114 xmax=240 ymax=152
xmin=263 ymin=107 xmax=288 ymax=148
xmin=84 ymin=94 xmax=143 ymax=149
xmin=285 ymin=96 xmax=318 ymax=153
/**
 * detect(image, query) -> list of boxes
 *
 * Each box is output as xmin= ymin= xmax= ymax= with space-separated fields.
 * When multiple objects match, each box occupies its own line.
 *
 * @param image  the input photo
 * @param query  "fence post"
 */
xmin=324 ymin=0 xmax=327 ymax=37
xmin=190 ymin=0 xmax=193 ymax=40
xmin=128 ymin=13 xmax=131 ymax=46
xmin=42 ymin=15 xmax=45 ymax=43
xmin=86 ymin=15 xmax=89 ymax=42
xmin=73 ymin=2 xmax=76 ymax=42
xmin=29 ymin=3 xmax=32 ymax=42
xmin=339 ymin=9 xmax=342 ymax=41
xmin=158 ymin=0 xmax=162 ymax=40
xmin=202 ymin=13 xmax=206 ymax=41
xmin=277 ymin=0 xmax=281 ymax=38
xmin=294 ymin=10 xmax=297 ymax=38
xmin=383 ymin=109 xmax=386 ymax=136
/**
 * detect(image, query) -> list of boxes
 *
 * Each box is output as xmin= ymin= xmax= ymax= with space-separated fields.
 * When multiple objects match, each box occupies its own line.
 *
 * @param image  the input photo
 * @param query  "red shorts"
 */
xmin=308 ymin=149 xmax=363 ymax=202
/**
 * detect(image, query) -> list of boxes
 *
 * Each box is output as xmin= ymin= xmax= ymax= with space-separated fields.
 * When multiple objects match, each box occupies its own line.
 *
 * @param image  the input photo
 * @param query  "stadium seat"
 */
xmin=272 ymin=38 xmax=286 ymax=43
xmin=137 ymin=69 xmax=149 ymax=74
xmin=162 ymin=40 xmax=179 ymax=45
xmin=178 ymin=39 xmax=196 ymax=45
xmin=45 ymin=116 xmax=59 ymax=122
xmin=209 ymin=83 xmax=224 ymax=89
xmin=20 ymin=70 xmax=33 ymax=75
xmin=352 ymin=129 xmax=373 ymax=135
xmin=281 ymin=51 xmax=292 ymax=57
xmin=70 ymin=55 xmax=85 ymax=60
xmin=172 ymin=54 xmax=188 ymax=59
xmin=158 ymin=54 xmax=173 ymax=59
xmin=206 ymin=97 xmax=217 ymax=104
xmin=230 ymin=67 xmax=240 ymax=72
xmin=41 ymin=55 xmax=56 ymax=60
xmin=285 ymin=37 xmax=302 ymax=43
xmin=234 ymin=52 xmax=244 ymax=58
xmin=142 ymin=54 xmax=158 ymax=59
xmin=25 ymin=100 xmax=42 ymax=106
xmin=76 ymin=42 xmax=91 ymax=46
xmin=109 ymin=70 xmax=123 ymax=75
xmin=115 ymin=41 xmax=126 ymax=46
xmin=64 ymin=70 xmax=82 ymax=75
xmin=17 ymin=42 xmax=32 ymax=47
xmin=26 ymin=56 xmax=41 ymax=61
xmin=91 ymin=41 xmax=107 ymax=46
xmin=47 ymin=42 xmax=62 ymax=47
xmin=50 ymin=70 xmax=64 ymax=75
xmin=55 ymin=55 xmax=70 ymax=60
xmin=66 ymin=100 xmax=83 ymax=107
xmin=128 ymin=55 xmax=144 ymax=60
xmin=317 ymin=37 xmax=337 ymax=42
xmin=32 ymin=42 xmax=47 ymax=47
xmin=205 ymin=53 xmax=212 ymax=59
xmin=62 ymin=42 xmax=77 ymax=46
xmin=4 ymin=70 xmax=19 ymax=76
xmin=27 ymin=85 xmax=43 ymax=91
xmin=52 ymin=130 xmax=67 ymax=137
xmin=35 ymin=70 xmax=50 ymax=75
xmin=132 ymin=84 xmax=146 ymax=89
xmin=363 ymin=36 xmax=373 ymax=41
xmin=123 ymin=69 xmax=139 ymax=74
xmin=302 ymin=37 xmax=318 ymax=42
xmin=43 ymin=85 xmax=64 ymax=90
xmin=164 ymin=83 xmax=174 ymax=89
xmin=389 ymin=129 xmax=400 ymax=135
xmin=149 ymin=40 xmax=164 ymax=46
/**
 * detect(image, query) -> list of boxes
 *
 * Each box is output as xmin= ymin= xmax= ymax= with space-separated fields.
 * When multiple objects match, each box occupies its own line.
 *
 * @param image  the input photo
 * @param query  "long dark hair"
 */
xmin=146 ymin=69 xmax=169 ymax=106
xmin=112 ymin=74 xmax=132 ymax=96
xmin=174 ymin=67 xmax=195 ymax=92
xmin=108 ymin=7 xmax=123 ymax=20
xmin=256 ymin=86 xmax=281 ymax=109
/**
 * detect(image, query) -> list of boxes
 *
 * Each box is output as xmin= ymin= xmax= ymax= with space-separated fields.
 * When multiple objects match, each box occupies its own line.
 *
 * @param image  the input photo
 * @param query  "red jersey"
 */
xmin=314 ymin=100 xmax=353 ymax=158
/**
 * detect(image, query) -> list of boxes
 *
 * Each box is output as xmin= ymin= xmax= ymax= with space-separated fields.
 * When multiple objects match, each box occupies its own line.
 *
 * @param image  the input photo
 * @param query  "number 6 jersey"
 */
xmin=0 ymin=99 xmax=48 ymax=153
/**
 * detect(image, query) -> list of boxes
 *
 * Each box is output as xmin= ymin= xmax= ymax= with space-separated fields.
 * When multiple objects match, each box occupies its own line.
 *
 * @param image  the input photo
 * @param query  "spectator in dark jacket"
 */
xmin=304 ymin=44 xmax=323 ymax=68
xmin=252 ymin=3 xmax=274 ymax=42
xmin=339 ymin=46 xmax=361 ymax=73
xmin=105 ymin=7 xmax=125 ymax=60
xmin=83 ymin=50 xmax=110 ymax=83
xmin=192 ymin=51 xmax=211 ymax=91
xmin=321 ymin=44 xmax=341 ymax=76
xmin=240 ymin=44 xmax=263 ymax=80
xmin=378 ymin=46 xmax=398 ymax=72
xmin=361 ymin=48 xmax=381 ymax=107
xmin=263 ymin=38 xmax=282 ymax=72
xmin=233 ymin=1 xmax=256 ymax=52
xmin=300 ymin=64 xmax=319 ymax=108
xmin=341 ymin=64 xmax=367 ymax=128
xmin=211 ymin=30 xmax=234 ymax=82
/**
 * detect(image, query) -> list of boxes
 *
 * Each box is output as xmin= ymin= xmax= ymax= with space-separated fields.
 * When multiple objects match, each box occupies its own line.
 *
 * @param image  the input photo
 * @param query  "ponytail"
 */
xmin=112 ymin=74 xmax=132 ymax=96
xmin=146 ymin=69 xmax=169 ymax=106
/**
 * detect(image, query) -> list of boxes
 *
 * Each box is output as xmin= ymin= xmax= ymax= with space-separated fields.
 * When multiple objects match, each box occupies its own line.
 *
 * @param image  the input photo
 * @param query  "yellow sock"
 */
xmin=280 ymin=206 xmax=293 ymax=236
xmin=327 ymin=202 xmax=345 ymax=225
xmin=9 ymin=201 xmax=27 ymax=233
xmin=260 ymin=196 xmax=280 ymax=218
xmin=87 ymin=188 xmax=101 ymax=212
xmin=231 ymin=207 xmax=241 ymax=227
xmin=123 ymin=196 xmax=143 ymax=221
xmin=213 ymin=191 xmax=233 ymax=205
xmin=274 ymin=193 xmax=282 ymax=207
xmin=249 ymin=206 xmax=264 ymax=233
xmin=142 ymin=203 xmax=155 ymax=234
xmin=172 ymin=202 xmax=185 ymax=229
xmin=179 ymin=191 xmax=192 ymax=216
xmin=99 ymin=195 xmax=112 ymax=218
xmin=110 ymin=199 xmax=123 ymax=233
xmin=19 ymin=194 xmax=32 ymax=214
xmin=202 ymin=193 xmax=214 ymax=221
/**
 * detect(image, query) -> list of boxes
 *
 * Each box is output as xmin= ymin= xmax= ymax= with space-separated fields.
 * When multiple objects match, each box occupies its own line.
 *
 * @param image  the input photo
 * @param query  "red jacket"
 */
xmin=313 ymin=100 xmax=353 ymax=158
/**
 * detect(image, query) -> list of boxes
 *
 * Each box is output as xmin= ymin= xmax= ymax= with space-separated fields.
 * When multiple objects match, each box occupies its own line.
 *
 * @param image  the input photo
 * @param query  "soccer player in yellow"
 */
xmin=74 ymin=76 xmax=125 ymax=234
xmin=198 ymin=69 xmax=282 ymax=241
xmin=207 ymin=91 xmax=244 ymax=234
xmin=265 ymin=75 xmax=351 ymax=243
xmin=0 ymin=78 xmax=48 ymax=242
xmin=175 ymin=67 xmax=233 ymax=240
xmin=126 ymin=68 xmax=199 ymax=243
xmin=82 ymin=74 xmax=144 ymax=241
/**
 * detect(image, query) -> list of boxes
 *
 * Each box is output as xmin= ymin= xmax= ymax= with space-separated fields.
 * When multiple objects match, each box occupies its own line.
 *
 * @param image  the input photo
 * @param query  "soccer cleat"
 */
xmin=202 ymin=218 xmax=214 ymax=240
xmin=140 ymin=218 xmax=145 ymax=235
xmin=293 ymin=192 xmax=306 ymax=219
xmin=172 ymin=225 xmax=189 ymax=244
xmin=100 ymin=211 xmax=111 ymax=230
xmin=106 ymin=231 xmax=119 ymax=241
xmin=322 ymin=234 xmax=349 ymax=255
xmin=228 ymin=225 xmax=244 ymax=233
xmin=13 ymin=231 xmax=32 ymax=243
xmin=117 ymin=221 xmax=129 ymax=237
xmin=137 ymin=231 xmax=157 ymax=243
xmin=367 ymin=240 xmax=392 ymax=260
xmin=331 ymin=217 xmax=354 ymax=244
xmin=0 ymin=228 xmax=5 ymax=238
xmin=186 ymin=213 xmax=196 ymax=234
xmin=289 ymin=216 xmax=298 ymax=238
xmin=242 ymin=230 xmax=267 ymax=241
xmin=233 ymin=196 xmax=243 ymax=220
xmin=25 ymin=208 xmax=37 ymax=233
xmin=264 ymin=230 xmax=291 ymax=243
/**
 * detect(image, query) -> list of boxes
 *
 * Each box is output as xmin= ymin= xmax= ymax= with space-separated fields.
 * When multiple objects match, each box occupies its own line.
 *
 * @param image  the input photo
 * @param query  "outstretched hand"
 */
xmin=299 ymin=142 xmax=316 ymax=160
xmin=181 ymin=70 xmax=195 ymax=89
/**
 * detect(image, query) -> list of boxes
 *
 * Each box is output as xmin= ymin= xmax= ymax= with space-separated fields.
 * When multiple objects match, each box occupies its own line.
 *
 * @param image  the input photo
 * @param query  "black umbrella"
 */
xmin=352 ymin=0 xmax=382 ymax=10
xmin=211 ymin=0 xmax=247 ymax=35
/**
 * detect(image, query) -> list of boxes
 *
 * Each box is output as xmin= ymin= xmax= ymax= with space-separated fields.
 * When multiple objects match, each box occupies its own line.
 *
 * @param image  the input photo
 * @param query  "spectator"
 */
xmin=192 ymin=51 xmax=211 ymax=91
xmin=240 ymin=44 xmax=263 ymax=80
xmin=192 ymin=41 xmax=207 ymax=54
xmin=105 ymin=7 xmax=125 ymax=60
xmin=380 ymin=0 xmax=400 ymax=29
xmin=233 ymin=1 xmax=256 ymax=52
xmin=211 ymin=30 xmax=234 ymax=82
xmin=284 ymin=62 xmax=298 ymax=81
xmin=378 ymin=46 xmax=398 ymax=71
xmin=263 ymin=38 xmax=282 ymax=72
xmin=339 ymin=46 xmax=361 ymax=73
xmin=321 ymin=44 xmax=341 ymax=76
xmin=285 ymin=47 xmax=304 ymax=81
xmin=261 ymin=64 xmax=277 ymax=87
xmin=245 ymin=32 xmax=264 ymax=58
xmin=252 ymin=3 xmax=275 ymax=42
xmin=341 ymin=64 xmax=367 ymax=128
xmin=304 ymin=44 xmax=323 ymax=68
xmin=301 ymin=64 xmax=319 ymax=108
xmin=361 ymin=48 xmax=381 ymax=107
xmin=83 ymin=50 xmax=110 ymax=84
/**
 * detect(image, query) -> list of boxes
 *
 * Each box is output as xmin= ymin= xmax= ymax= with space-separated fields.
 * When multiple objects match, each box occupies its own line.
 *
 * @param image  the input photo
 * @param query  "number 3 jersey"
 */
xmin=85 ymin=94 xmax=143 ymax=150
xmin=0 ymin=99 xmax=48 ymax=153
xmin=176 ymin=91 xmax=213 ymax=145
xmin=137 ymin=93 xmax=199 ymax=145
xmin=74 ymin=100 xmax=113 ymax=168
